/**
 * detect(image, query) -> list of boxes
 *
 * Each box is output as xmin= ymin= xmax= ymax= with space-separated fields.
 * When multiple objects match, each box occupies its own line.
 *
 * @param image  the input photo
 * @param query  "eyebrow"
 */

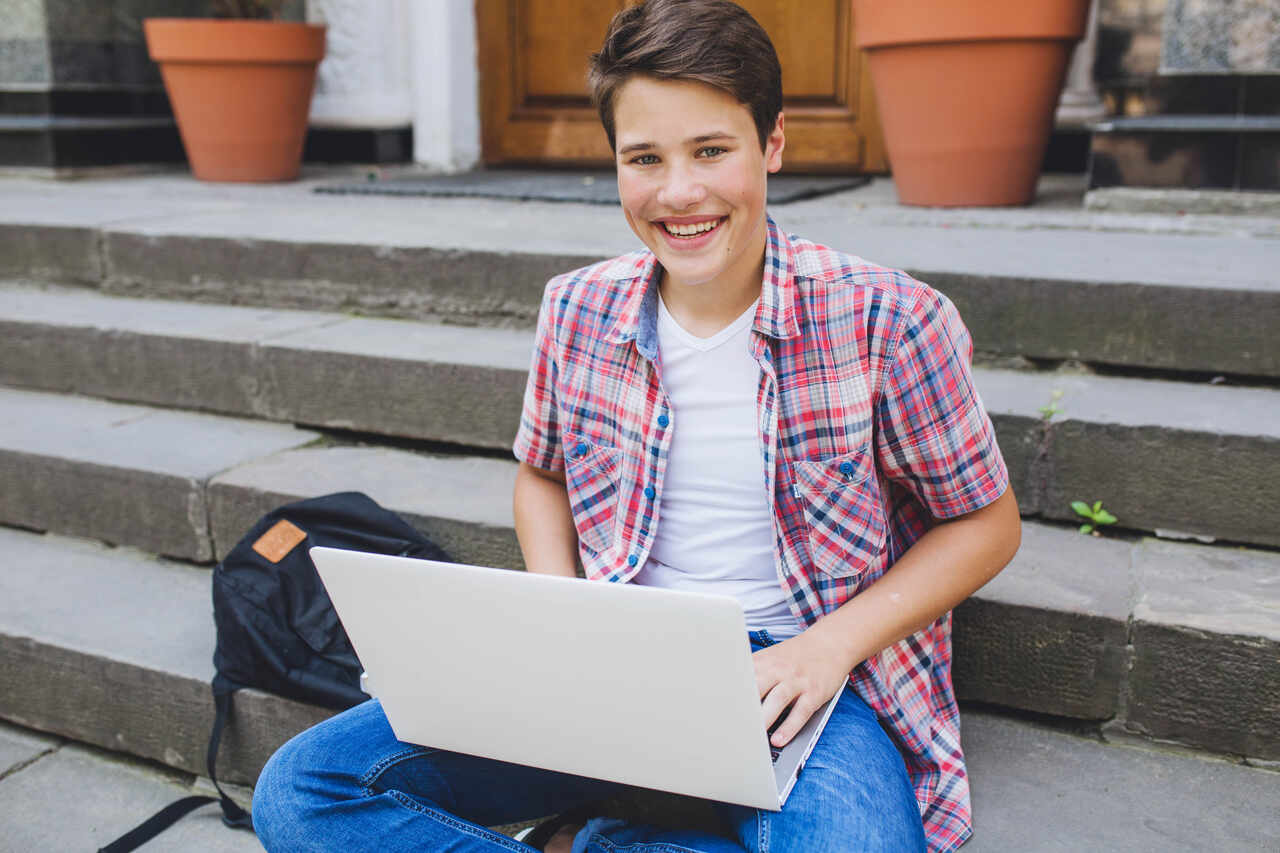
xmin=617 ymin=132 xmax=736 ymax=156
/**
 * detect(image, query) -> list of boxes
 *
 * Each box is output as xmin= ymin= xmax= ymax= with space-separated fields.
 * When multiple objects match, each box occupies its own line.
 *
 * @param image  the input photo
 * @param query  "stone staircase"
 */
xmin=0 ymin=175 xmax=1276 ymax=849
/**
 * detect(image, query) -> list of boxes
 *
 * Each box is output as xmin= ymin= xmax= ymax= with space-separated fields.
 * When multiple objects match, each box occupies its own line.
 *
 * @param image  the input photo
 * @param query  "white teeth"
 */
xmin=662 ymin=218 xmax=721 ymax=237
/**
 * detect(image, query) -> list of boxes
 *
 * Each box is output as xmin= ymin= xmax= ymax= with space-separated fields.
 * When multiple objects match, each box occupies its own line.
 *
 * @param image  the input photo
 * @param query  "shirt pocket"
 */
xmin=793 ymin=446 xmax=887 ymax=579
xmin=562 ymin=432 xmax=622 ymax=555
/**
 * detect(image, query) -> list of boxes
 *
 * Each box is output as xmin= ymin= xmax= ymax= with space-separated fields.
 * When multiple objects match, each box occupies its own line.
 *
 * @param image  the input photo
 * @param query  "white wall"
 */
xmin=306 ymin=0 xmax=480 ymax=171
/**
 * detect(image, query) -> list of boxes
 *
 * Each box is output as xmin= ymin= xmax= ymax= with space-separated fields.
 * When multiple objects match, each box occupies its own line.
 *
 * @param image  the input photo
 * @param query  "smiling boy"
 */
xmin=512 ymin=1 xmax=1020 ymax=850
xmin=252 ymin=2 xmax=1019 ymax=852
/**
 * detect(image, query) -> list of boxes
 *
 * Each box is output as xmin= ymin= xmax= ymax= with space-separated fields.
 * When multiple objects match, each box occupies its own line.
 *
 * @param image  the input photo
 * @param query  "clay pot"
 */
xmin=145 ymin=19 xmax=326 ymax=182
xmin=853 ymin=1 xmax=1089 ymax=206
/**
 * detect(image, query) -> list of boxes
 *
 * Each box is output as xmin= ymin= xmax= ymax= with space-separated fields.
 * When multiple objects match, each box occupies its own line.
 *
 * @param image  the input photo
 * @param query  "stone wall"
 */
xmin=1161 ymin=0 xmax=1280 ymax=73
xmin=1095 ymin=0 xmax=1279 ymax=117
xmin=0 ymin=0 xmax=304 ymax=90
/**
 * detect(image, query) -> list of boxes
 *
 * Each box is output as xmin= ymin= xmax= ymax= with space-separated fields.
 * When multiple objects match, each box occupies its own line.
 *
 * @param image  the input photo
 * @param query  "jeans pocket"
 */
xmin=794 ymin=445 xmax=887 ymax=579
xmin=563 ymin=433 xmax=621 ymax=554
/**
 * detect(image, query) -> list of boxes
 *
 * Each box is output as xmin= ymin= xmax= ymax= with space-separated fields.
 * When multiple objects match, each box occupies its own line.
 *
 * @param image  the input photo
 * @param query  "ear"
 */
xmin=765 ymin=112 xmax=785 ymax=174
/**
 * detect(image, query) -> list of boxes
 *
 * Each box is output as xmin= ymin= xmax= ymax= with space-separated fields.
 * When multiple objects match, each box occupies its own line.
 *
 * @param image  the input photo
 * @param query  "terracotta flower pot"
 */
xmin=145 ymin=19 xmax=326 ymax=182
xmin=853 ymin=1 xmax=1089 ymax=206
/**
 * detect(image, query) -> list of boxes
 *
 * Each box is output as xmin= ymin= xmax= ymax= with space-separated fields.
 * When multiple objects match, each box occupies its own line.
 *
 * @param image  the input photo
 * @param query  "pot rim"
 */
xmin=144 ymin=18 xmax=326 ymax=64
xmin=852 ymin=1 xmax=1088 ymax=50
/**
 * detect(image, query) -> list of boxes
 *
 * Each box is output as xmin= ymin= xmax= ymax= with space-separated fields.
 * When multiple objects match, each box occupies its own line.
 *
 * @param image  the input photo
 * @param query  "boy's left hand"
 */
xmin=752 ymin=627 xmax=852 ymax=748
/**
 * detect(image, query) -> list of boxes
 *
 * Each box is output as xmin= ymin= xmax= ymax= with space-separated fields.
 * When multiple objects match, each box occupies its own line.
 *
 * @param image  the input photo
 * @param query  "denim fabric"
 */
xmin=253 ymin=631 xmax=926 ymax=852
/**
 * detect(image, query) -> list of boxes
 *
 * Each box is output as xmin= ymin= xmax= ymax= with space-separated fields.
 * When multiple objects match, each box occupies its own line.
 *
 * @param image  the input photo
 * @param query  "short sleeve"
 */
xmin=513 ymin=283 xmax=564 ymax=472
xmin=874 ymin=285 xmax=1008 ymax=519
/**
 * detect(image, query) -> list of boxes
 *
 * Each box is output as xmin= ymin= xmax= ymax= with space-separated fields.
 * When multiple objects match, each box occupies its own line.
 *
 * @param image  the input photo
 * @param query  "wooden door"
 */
xmin=476 ymin=0 xmax=886 ymax=173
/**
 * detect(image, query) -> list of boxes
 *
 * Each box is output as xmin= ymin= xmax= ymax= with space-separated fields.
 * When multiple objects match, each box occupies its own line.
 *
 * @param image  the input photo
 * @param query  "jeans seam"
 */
xmin=357 ymin=745 xmax=440 ymax=793
xmin=590 ymin=836 xmax=710 ymax=853
xmin=384 ymin=789 xmax=530 ymax=851
xmin=757 ymin=809 xmax=768 ymax=853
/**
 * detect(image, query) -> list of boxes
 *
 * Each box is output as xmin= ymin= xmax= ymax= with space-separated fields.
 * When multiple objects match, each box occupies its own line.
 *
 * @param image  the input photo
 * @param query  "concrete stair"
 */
xmin=0 ymin=174 xmax=1276 ymax=377
xmin=0 ymin=393 xmax=1276 ymax=763
xmin=4 ymin=693 xmax=1276 ymax=853
xmin=2 ymin=523 xmax=1278 ymax=851
xmin=2 ymin=283 xmax=1278 ymax=548
xmin=1 ymin=174 xmax=1278 ymax=847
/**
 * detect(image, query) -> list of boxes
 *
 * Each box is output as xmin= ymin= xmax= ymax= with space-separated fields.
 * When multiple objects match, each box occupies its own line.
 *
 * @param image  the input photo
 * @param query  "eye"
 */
xmin=697 ymin=146 xmax=727 ymax=158
xmin=629 ymin=153 xmax=659 ymax=166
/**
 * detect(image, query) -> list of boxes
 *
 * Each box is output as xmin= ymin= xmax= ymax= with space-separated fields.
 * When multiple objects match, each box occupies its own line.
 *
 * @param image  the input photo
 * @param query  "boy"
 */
xmin=252 ymin=1 xmax=1020 ymax=851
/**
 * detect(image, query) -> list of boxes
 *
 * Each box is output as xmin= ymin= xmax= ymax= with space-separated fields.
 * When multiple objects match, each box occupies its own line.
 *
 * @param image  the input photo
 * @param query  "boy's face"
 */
xmin=612 ymin=76 xmax=784 ymax=293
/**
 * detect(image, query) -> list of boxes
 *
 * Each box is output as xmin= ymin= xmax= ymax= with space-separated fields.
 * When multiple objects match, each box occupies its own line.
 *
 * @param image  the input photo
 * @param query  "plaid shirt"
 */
xmin=514 ymin=217 xmax=1009 ymax=852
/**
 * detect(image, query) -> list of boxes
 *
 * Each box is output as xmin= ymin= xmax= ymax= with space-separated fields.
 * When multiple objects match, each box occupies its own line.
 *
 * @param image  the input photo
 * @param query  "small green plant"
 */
xmin=1038 ymin=389 xmax=1064 ymax=421
xmin=1072 ymin=500 xmax=1117 ymax=536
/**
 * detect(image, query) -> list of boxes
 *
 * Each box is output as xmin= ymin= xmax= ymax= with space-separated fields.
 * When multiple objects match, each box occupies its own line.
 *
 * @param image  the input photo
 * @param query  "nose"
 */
xmin=655 ymin=162 xmax=707 ymax=210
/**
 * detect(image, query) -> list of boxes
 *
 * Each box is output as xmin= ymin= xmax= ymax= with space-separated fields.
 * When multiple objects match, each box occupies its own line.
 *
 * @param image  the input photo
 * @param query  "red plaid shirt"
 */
xmin=514 ymin=217 xmax=1009 ymax=852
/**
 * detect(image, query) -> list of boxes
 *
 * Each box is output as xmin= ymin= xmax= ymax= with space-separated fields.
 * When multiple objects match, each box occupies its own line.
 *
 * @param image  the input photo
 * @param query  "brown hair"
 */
xmin=588 ymin=0 xmax=783 ymax=152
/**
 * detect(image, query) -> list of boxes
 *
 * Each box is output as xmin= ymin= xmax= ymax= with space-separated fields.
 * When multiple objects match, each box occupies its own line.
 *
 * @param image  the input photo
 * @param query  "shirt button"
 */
xmin=839 ymin=461 xmax=854 ymax=476
xmin=644 ymin=486 xmax=656 ymax=500
xmin=575 ymin=442 xmax=588 ymax=457
xmin=657 ymin=414 xmax=669 ymax=428
xmin=627 ymin=554 xmax=639 ymax=567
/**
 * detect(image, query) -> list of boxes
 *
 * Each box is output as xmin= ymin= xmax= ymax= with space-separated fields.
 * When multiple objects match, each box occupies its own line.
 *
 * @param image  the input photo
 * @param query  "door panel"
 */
xmin=477 ymin=0 xmax=886 ymax=172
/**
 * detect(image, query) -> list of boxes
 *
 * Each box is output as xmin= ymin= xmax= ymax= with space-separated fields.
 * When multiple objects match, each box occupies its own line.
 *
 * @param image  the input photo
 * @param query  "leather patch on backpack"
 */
xmin=252 ymin=519 xmax=307 ymax=563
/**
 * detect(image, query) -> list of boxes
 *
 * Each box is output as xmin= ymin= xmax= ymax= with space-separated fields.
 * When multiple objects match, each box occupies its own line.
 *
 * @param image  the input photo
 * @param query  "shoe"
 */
xmin=513 ymin=803 xmax=598 ymax=850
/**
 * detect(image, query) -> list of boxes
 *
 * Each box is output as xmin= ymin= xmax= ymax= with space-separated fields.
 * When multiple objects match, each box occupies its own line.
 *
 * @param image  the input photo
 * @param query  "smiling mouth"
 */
xmin=659 ymin=217 xmax=726 ymax=238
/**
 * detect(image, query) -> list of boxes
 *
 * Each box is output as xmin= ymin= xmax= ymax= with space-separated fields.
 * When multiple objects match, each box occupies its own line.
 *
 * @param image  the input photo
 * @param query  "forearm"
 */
xmin=810 ymin=486 xmax=1022 ymax=674
xmin=512 ymin=462 xmax=579 ymax=577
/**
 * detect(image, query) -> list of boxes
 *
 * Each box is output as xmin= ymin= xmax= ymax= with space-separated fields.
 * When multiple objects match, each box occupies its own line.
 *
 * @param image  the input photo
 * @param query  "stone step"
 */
xmin=0 ymin=524 xmax=1275 ymax=819
xmin=1089 ymin=115 xmax=1280 ymax=192
xmin=2 ymin=284 xmax=1278 ymax=547
xmin=0 ymin=282 xmax=531 ymax=453
xmin=0 ymin=175 xmax=1276 ymax=378
xmin=0 ymin=721 xmax=261 ymax=853
xmin=2 ymin=719 xmax=1277 ymax=853
xmin=0 ymin=387 xmax=319 ymax=561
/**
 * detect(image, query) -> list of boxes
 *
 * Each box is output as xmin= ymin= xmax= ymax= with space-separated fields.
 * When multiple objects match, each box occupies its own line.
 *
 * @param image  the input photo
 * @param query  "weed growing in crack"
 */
xmin=1038 ymin=389 xmax=1064 ymax=421
xmin=1072 ymin=500 xmax=1118 ymax=536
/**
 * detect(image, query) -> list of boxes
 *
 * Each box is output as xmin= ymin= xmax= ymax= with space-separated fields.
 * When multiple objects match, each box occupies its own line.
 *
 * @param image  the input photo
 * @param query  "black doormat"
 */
xmin=314 ymin=169 xmax=868 ymax=205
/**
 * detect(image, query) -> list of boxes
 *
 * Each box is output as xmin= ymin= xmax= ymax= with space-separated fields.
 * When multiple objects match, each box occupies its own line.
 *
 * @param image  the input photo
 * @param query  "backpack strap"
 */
xmin=96 ymin=795 xmax=216 ymax=853
xmin=96 ymin=687 xmax=252 ymax=852
xmin=208 ymin=687 xmax=253 ymax=829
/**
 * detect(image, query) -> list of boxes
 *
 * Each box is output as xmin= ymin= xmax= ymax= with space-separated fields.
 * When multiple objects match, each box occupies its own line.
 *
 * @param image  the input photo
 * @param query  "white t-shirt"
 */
xmin=630 ymin=292 xmax=803 ymax=640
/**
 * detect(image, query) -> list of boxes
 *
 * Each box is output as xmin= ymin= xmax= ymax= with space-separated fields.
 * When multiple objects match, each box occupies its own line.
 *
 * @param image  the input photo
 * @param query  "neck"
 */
xmin=658 ymin=216 xmax=767 ymax=337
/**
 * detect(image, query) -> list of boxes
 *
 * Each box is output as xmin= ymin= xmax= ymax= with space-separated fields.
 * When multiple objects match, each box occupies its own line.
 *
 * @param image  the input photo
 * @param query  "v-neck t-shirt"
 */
xmin=630 ymin=292 xmax=802 ymax=639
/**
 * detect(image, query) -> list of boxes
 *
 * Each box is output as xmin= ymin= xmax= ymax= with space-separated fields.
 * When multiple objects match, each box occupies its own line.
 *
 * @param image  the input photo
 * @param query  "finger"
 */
xmin=759 ymin=682 xmax=796 ymax=732
xmin=770 ymin=695 xmax=819 ymax=748
xmin=752 ymin=652 xmax=781 ymax=700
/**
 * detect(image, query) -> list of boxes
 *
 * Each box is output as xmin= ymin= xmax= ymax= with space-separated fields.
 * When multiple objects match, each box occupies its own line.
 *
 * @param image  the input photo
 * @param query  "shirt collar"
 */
xmin=605 ymin=215 xmax=801 ymax=353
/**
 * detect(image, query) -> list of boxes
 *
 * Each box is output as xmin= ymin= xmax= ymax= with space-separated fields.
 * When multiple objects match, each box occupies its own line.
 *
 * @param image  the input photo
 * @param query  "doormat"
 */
xmin=315 ymin=169 xmax=869 ymax=205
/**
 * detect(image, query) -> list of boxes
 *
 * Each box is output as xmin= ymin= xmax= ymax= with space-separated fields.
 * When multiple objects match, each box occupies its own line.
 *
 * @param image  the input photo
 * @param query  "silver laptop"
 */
xmin=310 ymin=547 xmax=843 ymax=810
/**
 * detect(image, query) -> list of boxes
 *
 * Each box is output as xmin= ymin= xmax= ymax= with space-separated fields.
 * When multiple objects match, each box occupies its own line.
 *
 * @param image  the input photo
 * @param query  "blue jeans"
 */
xmin=252 ymin=631 xmax=926 ymax=852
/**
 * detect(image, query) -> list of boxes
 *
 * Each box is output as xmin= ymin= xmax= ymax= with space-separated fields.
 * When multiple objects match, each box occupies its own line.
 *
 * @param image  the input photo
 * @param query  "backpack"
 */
xmin=99 ymin=492 xmax=450 ymax=852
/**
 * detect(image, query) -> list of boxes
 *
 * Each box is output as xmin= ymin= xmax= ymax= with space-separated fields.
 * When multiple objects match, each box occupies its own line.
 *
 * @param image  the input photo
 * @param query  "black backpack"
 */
xmin=99 ymin=492 xmax=449 ymax=852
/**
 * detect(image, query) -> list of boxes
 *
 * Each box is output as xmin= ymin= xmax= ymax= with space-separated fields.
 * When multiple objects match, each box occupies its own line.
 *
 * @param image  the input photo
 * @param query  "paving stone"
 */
xmin=0 ymin=740 xmax=263 ymax=852
xmin=0 ymin=720 xmax=60 ymax=777
xmin=953 ymin=523 xmax=1135 ymax=719
xmin=207 ymin=446 xmax=522 ymax=568
xmin=0 ymin=389 xmax=318 ymax=560
xmin=1124 ymin=539 xmax=1280 ymax=760
xmin=961 ymin=712 xmax=1280 ymax=852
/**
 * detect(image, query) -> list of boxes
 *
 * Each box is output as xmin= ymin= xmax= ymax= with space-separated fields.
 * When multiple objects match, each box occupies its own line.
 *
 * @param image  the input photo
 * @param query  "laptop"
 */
xmin=310 ymin=547 xmax=844 ymax=810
